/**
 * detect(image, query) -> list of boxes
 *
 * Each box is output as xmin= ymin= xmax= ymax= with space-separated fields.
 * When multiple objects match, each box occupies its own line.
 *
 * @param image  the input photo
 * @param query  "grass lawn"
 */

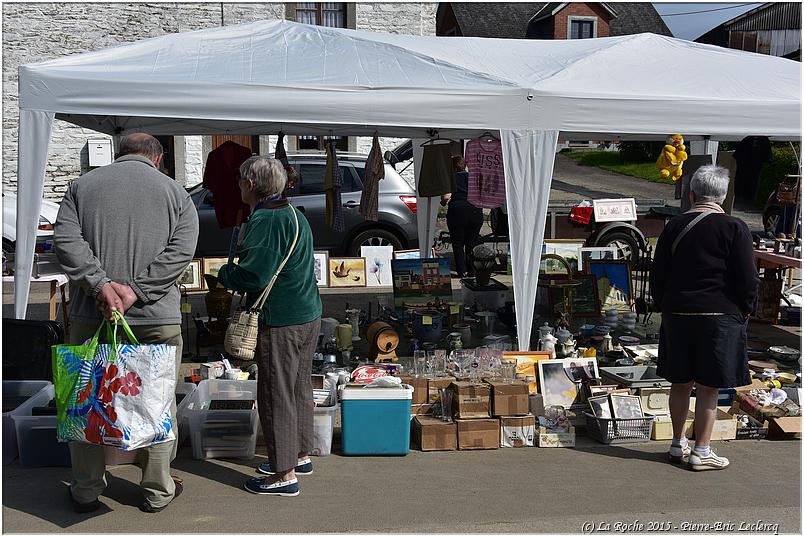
xmin=564 ymin=151 xmax=676 ymax=185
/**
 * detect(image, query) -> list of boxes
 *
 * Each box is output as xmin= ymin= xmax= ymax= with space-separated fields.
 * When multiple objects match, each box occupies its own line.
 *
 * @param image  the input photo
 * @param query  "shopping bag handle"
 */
xmin=112 ymin=310 xmax=140 ymax=345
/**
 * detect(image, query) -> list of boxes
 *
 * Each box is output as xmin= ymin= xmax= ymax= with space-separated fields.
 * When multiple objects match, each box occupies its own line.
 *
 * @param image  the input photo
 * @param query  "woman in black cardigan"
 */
xmin=651 ymin=164 xmax=759 ymax=472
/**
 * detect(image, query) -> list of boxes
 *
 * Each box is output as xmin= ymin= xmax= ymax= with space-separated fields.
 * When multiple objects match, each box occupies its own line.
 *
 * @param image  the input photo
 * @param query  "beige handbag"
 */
xmin=224 ymin=206 xmax=300 ymax=360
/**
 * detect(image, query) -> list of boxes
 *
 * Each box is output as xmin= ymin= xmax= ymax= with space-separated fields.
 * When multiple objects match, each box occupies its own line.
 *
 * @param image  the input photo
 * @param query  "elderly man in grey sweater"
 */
xmin=54 ymin=132 xmax=199 ymax=513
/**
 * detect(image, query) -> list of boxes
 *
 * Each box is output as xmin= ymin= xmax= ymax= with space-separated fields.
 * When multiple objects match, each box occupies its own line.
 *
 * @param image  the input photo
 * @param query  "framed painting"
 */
xmin=328 ymin=257 xmax=367 ymax=288
xmin=610 ymin=394 xmax=644 ymax=419
xmin=592 ymin=198 xmax=637 ymax=222
xmin=540 ymin=240 xmax=585 ymax=274
xmin=588 ymin=260 xmax=633 ymax=313
xmin=201 ymin=257 xmax=233 ymax=289
xmin=547 ymin=274 xmax=601 ymax=317
xmin=503 ymin=351 xmax=552 ymax=395
xmin=391 ymin=257 xmax=452 ymax=308
xmin=393 ymin=249 xmax=420 ymax=260
xmin=177 ymin=259 xmax=202 ymax=292
xmin=361 ymin=245 xmax=394 ymax=287
xmin=537 ymin=357 xmax=598 ymax=409
xmin=313 ymin=251 xmax=329 ymax=288
xmin=578 ymin=246 xmax=618 ymax=273
xmin=588 ymin=395 xmax=613 ymax=419
xmin=588 ymin=384 xmax=620 ymax=397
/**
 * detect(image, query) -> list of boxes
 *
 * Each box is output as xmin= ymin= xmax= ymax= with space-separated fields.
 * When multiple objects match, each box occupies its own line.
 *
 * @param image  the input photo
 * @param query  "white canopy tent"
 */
xmin=16 ymin=20 xmax=801 ymax=349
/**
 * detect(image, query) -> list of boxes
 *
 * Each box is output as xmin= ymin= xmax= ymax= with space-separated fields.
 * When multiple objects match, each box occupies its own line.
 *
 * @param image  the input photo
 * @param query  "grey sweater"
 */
xmin=54 ymin=155 xmax=199 ymax=325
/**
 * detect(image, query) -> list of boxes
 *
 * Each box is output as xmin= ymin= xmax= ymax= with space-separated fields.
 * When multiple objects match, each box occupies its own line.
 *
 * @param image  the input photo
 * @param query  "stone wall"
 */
xmin=3 ymin=3 xmax=434 ymax=198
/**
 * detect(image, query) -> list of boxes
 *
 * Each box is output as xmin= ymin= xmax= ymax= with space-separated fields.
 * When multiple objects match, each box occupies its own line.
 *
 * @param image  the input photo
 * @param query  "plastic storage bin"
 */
xmin=583 ymin=412 xmax=653 ymax=444
xmin=184 ymin=379 xmax=258 ymax=460
xmin=340 ymin=385 xmax=412 ymax=455
xmin=311 ymin=405 xmax=337 ymax=456
xmin=12 ymin=384 xmax=71 ymax=467
xmin=599 ymin=366 xmax=671 ymax=389
xmin=3 ymin=380 xmax=53 ymax=465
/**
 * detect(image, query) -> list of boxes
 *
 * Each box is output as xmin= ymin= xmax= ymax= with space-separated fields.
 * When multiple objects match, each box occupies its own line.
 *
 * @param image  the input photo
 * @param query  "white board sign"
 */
xmin=592 ymin=198 xmax=637 ymax=222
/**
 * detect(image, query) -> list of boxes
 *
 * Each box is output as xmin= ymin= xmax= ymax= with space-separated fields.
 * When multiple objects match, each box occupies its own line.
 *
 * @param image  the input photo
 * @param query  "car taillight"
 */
xmin=400 ymin=196 xmax=417 ymax=213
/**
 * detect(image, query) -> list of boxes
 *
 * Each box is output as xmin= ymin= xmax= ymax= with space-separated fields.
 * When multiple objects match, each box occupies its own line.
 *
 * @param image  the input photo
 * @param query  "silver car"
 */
xmin=191 ymin=152 xmax=419 ymax=256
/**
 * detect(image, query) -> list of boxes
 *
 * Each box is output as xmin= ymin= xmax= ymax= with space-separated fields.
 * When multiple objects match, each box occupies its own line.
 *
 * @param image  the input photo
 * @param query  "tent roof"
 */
xmin=19 ymin=19 xmax=802 ymax=140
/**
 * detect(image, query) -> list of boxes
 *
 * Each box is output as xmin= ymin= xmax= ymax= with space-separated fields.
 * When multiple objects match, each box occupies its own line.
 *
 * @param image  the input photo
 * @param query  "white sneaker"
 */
xmin=689 ymin=449 xmax=730 ymax=471
xmin=668 ymin=442 xmax=691 ymax=463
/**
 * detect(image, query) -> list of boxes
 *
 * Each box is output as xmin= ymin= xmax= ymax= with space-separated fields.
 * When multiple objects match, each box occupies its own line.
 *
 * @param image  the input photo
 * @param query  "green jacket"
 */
xmin=218 ymin=201 xmax=321 ymax=327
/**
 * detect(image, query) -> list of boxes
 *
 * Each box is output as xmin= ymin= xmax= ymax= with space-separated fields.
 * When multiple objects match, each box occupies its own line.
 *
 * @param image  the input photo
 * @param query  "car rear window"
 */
xmin=298 ymin=164 xmax=361 ymax=194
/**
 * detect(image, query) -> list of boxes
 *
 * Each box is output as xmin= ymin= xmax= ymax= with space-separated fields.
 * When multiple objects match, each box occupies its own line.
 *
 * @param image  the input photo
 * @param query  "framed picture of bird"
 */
xmin=328 ymin=257 xmax=367 ymax=288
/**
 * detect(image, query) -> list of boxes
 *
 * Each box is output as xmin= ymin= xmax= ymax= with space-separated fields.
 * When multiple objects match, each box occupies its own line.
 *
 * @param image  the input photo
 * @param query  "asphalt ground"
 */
xmin=3 ymin=158 xmax=800 ymax=534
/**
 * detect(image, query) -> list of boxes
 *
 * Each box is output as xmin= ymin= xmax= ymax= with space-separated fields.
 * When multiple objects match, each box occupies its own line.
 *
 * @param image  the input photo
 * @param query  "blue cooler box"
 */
xmin=340 ymin=385 xmax=413 ymax=455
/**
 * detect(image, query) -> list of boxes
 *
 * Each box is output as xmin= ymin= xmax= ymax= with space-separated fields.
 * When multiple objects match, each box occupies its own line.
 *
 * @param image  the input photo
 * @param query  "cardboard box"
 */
xmin=410 ymin=403 xmax=434 ymax=416
xmin=450 ymin=381 xmax=491 ymax=419
xmin=529 ymin=394 xmax=545 ymax=417
xmin=427 ymin=377 xmax=456 ymax=404
xmin=537 ymin=425 xmax=575 ymax=448
xmin=200 ymin=362 xmax=225 ymax=380
xmin=651 ymin=411 xmax=693 ymax=441
xmin=500 ymin=414 xmax=536 ymax=447
xmin=412 ymin=416 xmax=457 ymax=451
xmin=456 ymin=418 xmax=499 ymax=450
xmin=767 ymin=416 xmax=802 ymax=440
xmin=685 ymin=409 xmax=737 ymax=441
xmin=639 ymin=387 xmax=670 ymax=416
xmin=486 ymin=380 xmax=529 ymax=417
xmin=398 ymin=375 xmax=429 ymax=405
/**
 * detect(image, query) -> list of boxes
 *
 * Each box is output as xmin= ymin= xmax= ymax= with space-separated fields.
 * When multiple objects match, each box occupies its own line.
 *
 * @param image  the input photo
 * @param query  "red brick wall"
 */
xmin=553 ymin=3 xmax=611 ymax=39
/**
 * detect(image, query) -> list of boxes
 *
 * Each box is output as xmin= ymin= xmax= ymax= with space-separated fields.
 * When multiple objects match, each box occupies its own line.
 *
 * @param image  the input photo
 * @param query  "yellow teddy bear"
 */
xmin=655 ymin=134 xmax=688 ymax=181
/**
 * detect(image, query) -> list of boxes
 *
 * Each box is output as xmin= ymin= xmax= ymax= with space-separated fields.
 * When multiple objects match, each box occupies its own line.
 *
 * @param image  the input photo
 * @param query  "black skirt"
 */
xmin=657 ymin=313 xmax=750 ymax=388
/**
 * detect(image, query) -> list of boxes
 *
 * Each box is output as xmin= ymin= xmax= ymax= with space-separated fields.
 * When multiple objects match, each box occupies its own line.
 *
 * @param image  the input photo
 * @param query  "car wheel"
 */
xmin=763 ymin=205 xmax=782 ymax=234
xmin=597 ymin=231 xmax=641 ymax=263
xmin=348 ymin=229 xmax=403 ymax=256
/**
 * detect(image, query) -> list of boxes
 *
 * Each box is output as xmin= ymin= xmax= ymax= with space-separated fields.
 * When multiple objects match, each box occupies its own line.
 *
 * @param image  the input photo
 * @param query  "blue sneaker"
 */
xmin=243 ymin=476 xmax=300 ymax=496
xmin=257 ymin=458 xmax=313 ymax=476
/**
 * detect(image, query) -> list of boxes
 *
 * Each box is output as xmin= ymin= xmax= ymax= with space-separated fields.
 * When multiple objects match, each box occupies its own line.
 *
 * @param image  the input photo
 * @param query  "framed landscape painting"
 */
xmin=578 ymin=247 xmax=618 ymax=273
xmin=201 ymin=257 xmax=234 ymax=289
xmin=588 ymin=260 xmax=633 ymax=313
xmin=547 ymin=274 xmax=601 ymax=317
xmin=391 ymin=257 xmax=452 ymax=308
xmin=540 ymin=240 xmax=585 ymax=274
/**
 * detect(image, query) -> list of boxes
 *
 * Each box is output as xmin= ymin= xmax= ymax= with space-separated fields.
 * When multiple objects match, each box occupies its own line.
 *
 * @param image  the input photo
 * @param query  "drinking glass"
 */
xmin=413 ymin=350 xmax=427 ymax=378
xmin=433 ymin=349 xmax=447 ymax=377
xmin=439 ymin=388 xmax=454 ymax=422
xmin=501 ymin=360 xmax=516 ymax=384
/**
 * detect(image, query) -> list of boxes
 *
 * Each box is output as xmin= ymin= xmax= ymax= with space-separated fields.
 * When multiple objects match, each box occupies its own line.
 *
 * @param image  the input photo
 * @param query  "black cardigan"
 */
xmin=650 ymin=211 xmax=759 ymax=317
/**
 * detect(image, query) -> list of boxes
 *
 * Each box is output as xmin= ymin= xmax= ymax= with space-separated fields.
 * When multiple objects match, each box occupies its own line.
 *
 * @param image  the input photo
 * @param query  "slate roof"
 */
xmin=448 ymin=2 xmax=671 ymax=38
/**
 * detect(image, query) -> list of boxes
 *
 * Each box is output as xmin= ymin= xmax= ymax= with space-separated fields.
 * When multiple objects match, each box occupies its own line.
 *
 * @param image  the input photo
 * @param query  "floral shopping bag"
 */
xmin=52 ymin=312 xmax=176 ymax=450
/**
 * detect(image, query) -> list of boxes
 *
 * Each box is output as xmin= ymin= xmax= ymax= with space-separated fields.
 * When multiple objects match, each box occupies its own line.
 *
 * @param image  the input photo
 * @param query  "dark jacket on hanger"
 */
xmin=203 ymin=140 xmax=252 ymax=228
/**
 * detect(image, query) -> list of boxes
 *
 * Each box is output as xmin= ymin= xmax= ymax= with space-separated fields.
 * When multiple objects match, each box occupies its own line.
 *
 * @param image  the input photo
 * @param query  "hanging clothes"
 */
xmin=324 ymin=142 xmax=344 ymax=232
xmin=360 ymin=134 xmax=384 ymax=221
xmin=275 ymin=131 xmax=290 ymax=169
xmin=202 ymin=140 xmax=252 ymax=228
xmin=417 ymin=143 xmax=454 ymax=197
xmin=465 ymin=137 xmax=506 ymax=209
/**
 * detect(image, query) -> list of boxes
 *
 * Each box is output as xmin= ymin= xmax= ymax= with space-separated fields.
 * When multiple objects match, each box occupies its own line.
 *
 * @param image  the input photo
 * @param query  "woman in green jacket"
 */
xmin=219 ymin=157 xmax=321 ymax=497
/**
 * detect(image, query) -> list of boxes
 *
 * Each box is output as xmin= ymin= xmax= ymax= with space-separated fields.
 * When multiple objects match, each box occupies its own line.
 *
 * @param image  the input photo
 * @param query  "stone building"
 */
xmin=2 ymin=3 xmax=435 ymax=199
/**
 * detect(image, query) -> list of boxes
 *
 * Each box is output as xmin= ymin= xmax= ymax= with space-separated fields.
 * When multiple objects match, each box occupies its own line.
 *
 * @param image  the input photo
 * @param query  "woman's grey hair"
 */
xmin=245 ymin=157 xmax=287 ymax=199
xmin=690 ymin=164 xmax=729 ymax=204
xmin=239 ymin=155 xmax=261 ymax=180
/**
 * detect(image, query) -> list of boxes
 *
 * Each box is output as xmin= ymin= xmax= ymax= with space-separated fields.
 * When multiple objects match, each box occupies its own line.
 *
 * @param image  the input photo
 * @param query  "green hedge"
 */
xmin=755 ymin=143 xmax=801 ymax=207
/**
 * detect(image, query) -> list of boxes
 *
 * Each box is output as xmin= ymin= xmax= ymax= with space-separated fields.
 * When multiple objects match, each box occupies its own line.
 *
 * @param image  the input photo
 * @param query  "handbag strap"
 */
xmin=671 ymin=211 xmax=715 ymax=256
xmin=250 ymin=206 xmax=300 ymax=312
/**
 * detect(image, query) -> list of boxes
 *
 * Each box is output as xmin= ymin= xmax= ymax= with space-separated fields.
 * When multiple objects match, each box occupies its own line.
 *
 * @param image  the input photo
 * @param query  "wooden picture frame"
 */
xmin=313 ymin=251 xmax=329 ymax=288
xmin=588 ymin=260 xmax=633 ymax=313
xmin=588 ymin=395 xmax=613 ymax=419
xmin=547 ymin=273 xmax=601 ymax=317
xmin=610 ymin=394 xmax=644 ymax=419
xmin=328 ymin=257 xmax=367 ymax=288
xmin=177 ymin=259 xmax=203 ymax=292
xmin=588 ymin=384 xmax=619 ymax=397
xmin=578 ymin=246 xmax=618 ymax=273
xmin=201 ymin=257 xmax=233 ymax=289
xmin=541 ymin=239 xmax=585 ymax=274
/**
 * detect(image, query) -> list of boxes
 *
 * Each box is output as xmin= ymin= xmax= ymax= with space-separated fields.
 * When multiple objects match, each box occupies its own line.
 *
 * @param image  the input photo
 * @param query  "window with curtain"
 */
xmin=295 ymin=3 xmax=346 ymax=28
xmin=295 ymin=3 xmax=349 ymax=150
xmin=569 ymin=19 xmax=595 ymax=39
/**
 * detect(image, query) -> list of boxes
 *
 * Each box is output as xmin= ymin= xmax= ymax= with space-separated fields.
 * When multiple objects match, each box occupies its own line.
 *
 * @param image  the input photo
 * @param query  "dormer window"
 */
xmin=569 ymin=16 xmax=597 ymax=39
